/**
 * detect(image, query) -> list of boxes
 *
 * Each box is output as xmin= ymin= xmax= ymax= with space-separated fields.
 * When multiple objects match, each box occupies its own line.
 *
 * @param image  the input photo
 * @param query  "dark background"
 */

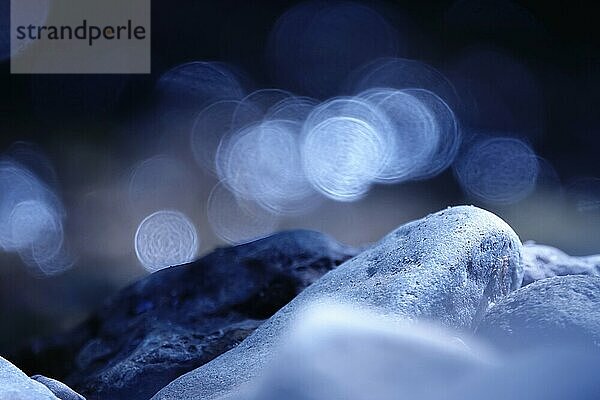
xmin=0 ymin=0 xmax=599 ymax=353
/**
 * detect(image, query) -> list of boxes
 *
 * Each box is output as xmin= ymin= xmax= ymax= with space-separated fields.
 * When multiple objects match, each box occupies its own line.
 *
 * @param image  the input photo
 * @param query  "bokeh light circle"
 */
xmin=454 ymin=136 xmax=539 ymax=204
xmin=216 ymin=119 xmax=317 ymax=214
xmin=134 ymin=210 xmax=198 ymax=272
xmin=360 ymin=89 xmax=440 ymax=183
xmin=302 ymin=116 xmax=387 ymax=201
xmin=207 ymin=181 xmax=279 ymax=244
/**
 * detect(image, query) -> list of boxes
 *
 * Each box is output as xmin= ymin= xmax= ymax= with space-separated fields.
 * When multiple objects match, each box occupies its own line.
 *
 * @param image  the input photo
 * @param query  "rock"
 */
xmin=522 ymin=242 xmax=600 ymax=286
xmin=453 ymin=347 xmax=600 ymax=400
xmin=243 ymin=304 xmax=600 ymax=400
xmin=476 ymin=275 xmax=600 ymax=351
xmin=152 ymin=205 xmax=523 ymax=400
xmin=13 ymin=230 xmax=357 ymax=400
xmin=31 ymin=375 xmax=86 ymax=400
xmin=0 ymin=356 xmax=59 ymax=399
xmin=241 ymin=302 xmax=493 ymax=400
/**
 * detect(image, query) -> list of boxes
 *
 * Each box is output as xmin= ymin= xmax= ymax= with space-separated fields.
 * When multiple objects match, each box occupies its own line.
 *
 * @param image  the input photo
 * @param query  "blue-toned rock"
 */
xmin=31 ymin=375 xmax=85 ymax=400
xmin=13 ymin=230 xmax=357 ymax=400
xmin=152 ymin=205 xmax=523 ymax=400
xmin=454 ymin=346 xmax=600 ymax=400
xmin=522 ymin=242 xmax=600 ymax=286
xmin=0 ymin=356 xmax=59 ymax=399
xmin=241 ymin=302 xmax=493 ymax=400
xmin=476 ymin=275 xmax=600 ymax=351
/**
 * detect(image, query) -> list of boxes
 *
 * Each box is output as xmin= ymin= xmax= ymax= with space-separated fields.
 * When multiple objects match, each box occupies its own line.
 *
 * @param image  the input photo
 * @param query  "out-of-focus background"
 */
xmin=0 ymin=0 xmax=599 ymax=353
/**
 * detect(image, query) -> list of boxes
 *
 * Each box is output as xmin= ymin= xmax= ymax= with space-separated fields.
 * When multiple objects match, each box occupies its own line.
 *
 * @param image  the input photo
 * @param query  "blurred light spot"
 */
xmin=155 ymin=62 xmax=246 ymax=151
xmin=134 ymin=210 xmax=198 ymax=272
xmin=302 ymin=116 xmax=387 ymax=201
xmin=4 ymin=141 xmax=58 ymax=186
xmin=454 ymin=136 xmax=539 ymax=204
xmin=0 ymin=156 xmax=72 ymax=277
xmin=398 ymin=88 xmax=461 ymax=180
xmin=0 ymin=161 xmax=58 ymax=250
xmin=360 ymin=89 xmax=440 ymax=183
xmin=347 ymin=57 xmax=460 ymax=109
xmin=156 ymin=61 xmax=245 ymax=113
xmin=267 ymin=1 xmax=401 ymax=97
xmin=9 ymin=200 xmax=59 ymax=250
xmin=128 ymin=155 xmax=192 ymax=213
xmin=231 ymin=89 xmax=293 ymax=129
xmin=304 ymin=97 xmax=393 ymax=140
xmin=534 ymin=157 xmax=561 ymax=191
xmin=265 ymin=96 xmax=318 ymax=122
xmin=12 ymin=200 xmax=72 ymax=278
xmin=207 ymin=181 xmax=279 ymax=244
xmin=191 ymin=100 xmax=261 ymax=174
xmin=216 ymin=120 xmax=317 ymax=215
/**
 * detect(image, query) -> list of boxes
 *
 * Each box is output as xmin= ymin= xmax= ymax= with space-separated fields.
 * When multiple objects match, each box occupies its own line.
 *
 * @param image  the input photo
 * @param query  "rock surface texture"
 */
xmin=0 ymin=356 xmax=60 ymax=400
xmin=476 ymin=275 xmax=600 ymax=351
xmin=522 ymin=242 xmax=600 ymax=286
xmin=13 ymin=230 xmax=357 ymax=400
xmin=31 ymin=375 xmax=86 ymax=400
xmin=152 ymin=205 xmax=523 ymax=400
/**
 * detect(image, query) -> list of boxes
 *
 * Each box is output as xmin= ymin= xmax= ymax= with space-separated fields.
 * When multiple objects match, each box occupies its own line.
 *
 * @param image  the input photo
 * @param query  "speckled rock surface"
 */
xmin=152 ymin=205 xmax=523 ymax=400
xmin=476 ymin=275 xmax=600 ymax=351
xmin=0 ymin=356 xmax=60 ymax=400
xmin=31 ymin=375 xmax=85 ymax=400
xmin=13 ymin=230 xmax=357 ymax=400
xmin=522 ymin=242 xmax=600 ymax=286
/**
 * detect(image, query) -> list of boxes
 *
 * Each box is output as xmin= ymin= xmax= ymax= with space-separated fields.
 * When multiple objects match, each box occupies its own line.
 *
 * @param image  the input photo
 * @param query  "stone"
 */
xmin=452 ymin=347 xmax=600 ymax=400
xmin=241 ymin=302 xmax=493 ymax=400
xmin=241 ymin=304 xmax=600 ymax=400
xmin=31 ymin=375 xmax=86 ymax=400
xmin=0 ymin=356 xmax=59 ymax=400
xmin=13 ymin=230 xmax=357 ymax=400
xmin=151 ymin=205 xmax=523 ymax=400
xmin=476 ymin=275 xmax=600 ymax=351
xmin=522 ymin=242 xmax=600 ymax=286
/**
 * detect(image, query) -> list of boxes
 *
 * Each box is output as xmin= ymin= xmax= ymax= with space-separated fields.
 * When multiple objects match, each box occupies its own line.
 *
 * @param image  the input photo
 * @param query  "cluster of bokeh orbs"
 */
xmin=0 ymin=143 xmax=72 ymax=277
xmin=120 ymin=1 xmax=544 ymax=272
xmin=1 ymin=0 xmax=549 ymax=275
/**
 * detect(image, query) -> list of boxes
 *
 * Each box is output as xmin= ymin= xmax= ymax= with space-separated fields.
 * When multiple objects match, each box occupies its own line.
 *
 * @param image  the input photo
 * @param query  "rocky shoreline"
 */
xmin=4 ymin=206 xmax=600 ymax=400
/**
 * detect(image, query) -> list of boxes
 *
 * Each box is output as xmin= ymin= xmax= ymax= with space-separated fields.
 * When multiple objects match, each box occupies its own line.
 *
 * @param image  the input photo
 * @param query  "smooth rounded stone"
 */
xmin=452 ymin=346 xmax=600 ymax=400
xmin=241 ymin=302 xmax=494 ymax=400
xmin=0 ymin=356 xmax=59 ymax=400
xmin=31 ymin=375 xmax=86 ymax=400
xmin=476 ymin=275 xmax=600 ymax=351
xmin=152 ymin=205 xmax=523 ymax=400
xmin=522 ymin=242 xmax=600 ymax=286
xmin=13 ymin=230 xmax=357 ymax=400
